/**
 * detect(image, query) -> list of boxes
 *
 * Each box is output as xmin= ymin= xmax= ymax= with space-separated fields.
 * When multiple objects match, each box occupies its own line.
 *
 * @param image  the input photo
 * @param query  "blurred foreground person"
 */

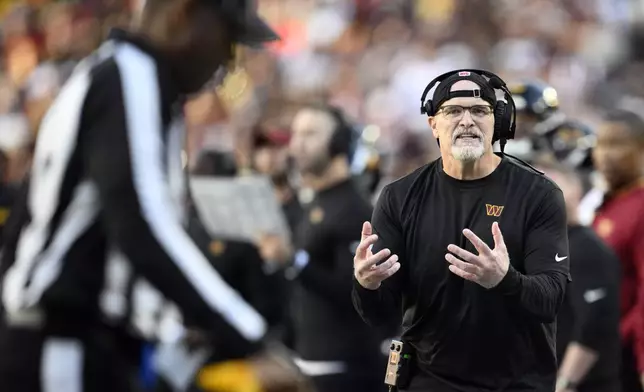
xmin=535 ymin=158 xmax=621 ymax=392
xmin=0 ymin=0 xmax=310 ymax=391
xmin=591 ymin=110 xmax=644 ymax=392
xmin=287 ymin=104 xmax=385 ymax=392
xmin=150 ymin=150 xmax=292 ymax=392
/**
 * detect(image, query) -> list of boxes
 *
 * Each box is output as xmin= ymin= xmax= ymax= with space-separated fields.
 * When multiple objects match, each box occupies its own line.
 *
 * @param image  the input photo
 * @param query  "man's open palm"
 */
xmin=444 ymin=221 xmax=510 ymax=289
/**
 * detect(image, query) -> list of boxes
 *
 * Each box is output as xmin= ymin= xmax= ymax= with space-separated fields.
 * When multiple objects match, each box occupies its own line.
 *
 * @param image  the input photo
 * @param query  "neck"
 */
xmin=606 ymin=175 xmax=644 ymax=197
xmin=441 ymin=150 xmax=501 ymax=180
xmin=303 ymin=158 xmax=351 ymax=192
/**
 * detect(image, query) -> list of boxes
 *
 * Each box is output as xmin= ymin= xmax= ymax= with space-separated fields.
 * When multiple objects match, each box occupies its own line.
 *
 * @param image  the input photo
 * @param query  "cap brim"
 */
xmin=234 ymin=15 xmax=280 ymax=47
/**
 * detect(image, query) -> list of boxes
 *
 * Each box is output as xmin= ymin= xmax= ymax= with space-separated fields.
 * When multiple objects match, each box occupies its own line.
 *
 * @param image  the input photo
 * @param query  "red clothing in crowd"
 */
xmin=593 ymin=183 xmax=644 ymax=371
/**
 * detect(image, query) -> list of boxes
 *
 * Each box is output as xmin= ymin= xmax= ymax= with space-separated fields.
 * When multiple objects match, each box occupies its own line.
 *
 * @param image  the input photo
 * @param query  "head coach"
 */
xmin=352 ymin=69 xmax=571 ymax=392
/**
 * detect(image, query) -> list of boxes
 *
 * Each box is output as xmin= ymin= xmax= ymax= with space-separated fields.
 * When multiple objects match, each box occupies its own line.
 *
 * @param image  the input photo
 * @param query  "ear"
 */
xmin=428 ymin=116 xmax=439 ymax=139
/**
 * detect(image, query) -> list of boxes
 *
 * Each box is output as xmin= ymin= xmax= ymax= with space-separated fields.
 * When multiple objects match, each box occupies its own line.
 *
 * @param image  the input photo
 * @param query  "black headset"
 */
xmin=419 ymin=69 xmax=517 ymax=151
xmin=306 ymin=103 xmax=355 ymax=158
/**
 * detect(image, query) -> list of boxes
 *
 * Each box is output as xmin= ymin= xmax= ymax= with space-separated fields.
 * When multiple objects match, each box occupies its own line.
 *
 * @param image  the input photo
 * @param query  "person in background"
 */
xmin=252 ymin=127 xmax=302 ymax=235
xmin=591 ymin=109 xmax=644 ymax=392
xmin=372 ymin=131 xmax=433 ymax=203
xmin=535 ymin=157 xmax=621 ymax=392
xmin=287 ymin=103 xmax=385 ymax=392
xmin=507 ymin=81 xmax=595 ymax=174
xmin=23 ymin=3 xmax=77 ymax=135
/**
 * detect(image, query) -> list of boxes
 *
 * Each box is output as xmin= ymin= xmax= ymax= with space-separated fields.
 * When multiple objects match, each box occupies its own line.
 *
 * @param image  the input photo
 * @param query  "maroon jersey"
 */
xmin=593 ymin=182 xmax=644 ymax=371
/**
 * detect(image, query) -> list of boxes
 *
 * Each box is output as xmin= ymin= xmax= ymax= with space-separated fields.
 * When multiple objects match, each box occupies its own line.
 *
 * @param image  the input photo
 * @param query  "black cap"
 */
xmin=432 ymin=71 xmax=496 ymax=110
xmin=219 ymin=0 xmax=280 ymax=46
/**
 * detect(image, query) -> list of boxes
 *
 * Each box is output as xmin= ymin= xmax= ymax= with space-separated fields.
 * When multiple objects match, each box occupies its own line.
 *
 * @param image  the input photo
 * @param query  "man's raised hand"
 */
xmin=445 ymin=221 xmax=510 ymax=289
xmin=353 ymin=221 xmax=400 ymax=290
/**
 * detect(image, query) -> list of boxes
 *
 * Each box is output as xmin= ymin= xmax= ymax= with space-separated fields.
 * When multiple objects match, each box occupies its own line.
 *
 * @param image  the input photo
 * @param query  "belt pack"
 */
xmin=384 ymin=339 xmax=414 ymax=391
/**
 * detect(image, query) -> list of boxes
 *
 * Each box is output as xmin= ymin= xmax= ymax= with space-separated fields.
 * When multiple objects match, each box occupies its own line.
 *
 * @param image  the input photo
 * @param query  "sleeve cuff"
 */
xmin=492 ymin=264 xmax=522 ymax=295
xmin=352 ymin=276 xmax=382 ymax=296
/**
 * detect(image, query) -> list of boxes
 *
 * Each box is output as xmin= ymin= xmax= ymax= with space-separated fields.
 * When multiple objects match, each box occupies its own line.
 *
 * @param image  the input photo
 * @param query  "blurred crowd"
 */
xmin=0 ymin=0 xmax=642 ymax=188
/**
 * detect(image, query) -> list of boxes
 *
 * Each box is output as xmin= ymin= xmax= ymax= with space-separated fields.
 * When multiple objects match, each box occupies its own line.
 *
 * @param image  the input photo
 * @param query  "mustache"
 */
xmin=452 ymin=129 xmax=484 ymax=141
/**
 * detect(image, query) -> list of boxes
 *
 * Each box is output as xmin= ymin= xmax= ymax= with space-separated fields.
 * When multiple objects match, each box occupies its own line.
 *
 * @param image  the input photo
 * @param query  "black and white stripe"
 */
xmin=2 ymin=31 xmax=266 ymax=357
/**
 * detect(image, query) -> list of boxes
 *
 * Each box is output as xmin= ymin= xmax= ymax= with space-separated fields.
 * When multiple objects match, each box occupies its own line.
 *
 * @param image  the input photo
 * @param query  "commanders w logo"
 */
xmin=485 ymin=204 xmax=504 ymax=217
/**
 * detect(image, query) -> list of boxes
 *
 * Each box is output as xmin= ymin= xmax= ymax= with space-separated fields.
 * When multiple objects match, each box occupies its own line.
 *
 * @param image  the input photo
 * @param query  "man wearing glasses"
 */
xmin=352 ymin=71 xmax=570 ymax=391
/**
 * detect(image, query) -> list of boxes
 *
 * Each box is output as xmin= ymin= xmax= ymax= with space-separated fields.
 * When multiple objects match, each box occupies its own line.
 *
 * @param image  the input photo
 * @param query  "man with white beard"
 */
xmin=352 ymin=70 xmax=570 ymax=392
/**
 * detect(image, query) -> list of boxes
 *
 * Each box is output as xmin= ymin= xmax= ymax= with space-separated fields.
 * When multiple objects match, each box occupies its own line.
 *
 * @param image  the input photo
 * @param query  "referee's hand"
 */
xmin=353 ymin=221 xmax=400 ymax=290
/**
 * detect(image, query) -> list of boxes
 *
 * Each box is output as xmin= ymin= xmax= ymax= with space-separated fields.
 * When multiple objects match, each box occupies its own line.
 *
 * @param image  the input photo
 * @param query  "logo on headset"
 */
xmin=458 ymin=71 xmax=471 ymax=76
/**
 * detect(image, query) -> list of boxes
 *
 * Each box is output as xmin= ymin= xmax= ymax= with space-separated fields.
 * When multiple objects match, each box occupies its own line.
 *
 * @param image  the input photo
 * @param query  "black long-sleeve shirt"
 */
xmin=352 ymin=155 xmax=570 ymax=392
xmin=556 ymin=225 xmax=621 ymax=388
xmin=0 ymin=29 xmax=266 ymax=359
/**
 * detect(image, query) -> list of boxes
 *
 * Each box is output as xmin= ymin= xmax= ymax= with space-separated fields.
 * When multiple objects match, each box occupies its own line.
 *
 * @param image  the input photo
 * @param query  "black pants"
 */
xmin=622 ymin=345 xmax=643 ymax=392
xmin=0 ymin=321 xmax=138 ymax=392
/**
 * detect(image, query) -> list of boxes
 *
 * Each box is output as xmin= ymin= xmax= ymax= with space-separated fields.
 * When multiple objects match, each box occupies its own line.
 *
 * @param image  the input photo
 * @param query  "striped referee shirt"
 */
xmin=1 ymin=29 xmax=266 ymax=359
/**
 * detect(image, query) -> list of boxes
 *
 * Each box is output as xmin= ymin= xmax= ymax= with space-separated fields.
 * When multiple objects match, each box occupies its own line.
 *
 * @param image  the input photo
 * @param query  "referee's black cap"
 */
xmin=219 ymin=0 xmax=280 ymax=46
xmin=432 ymin=71 xmax=496 ymax=110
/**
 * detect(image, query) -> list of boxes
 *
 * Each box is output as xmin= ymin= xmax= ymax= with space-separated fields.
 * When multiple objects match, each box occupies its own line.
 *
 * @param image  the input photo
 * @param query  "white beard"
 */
xmin=451 ymin=143 xmax=485 ymax=162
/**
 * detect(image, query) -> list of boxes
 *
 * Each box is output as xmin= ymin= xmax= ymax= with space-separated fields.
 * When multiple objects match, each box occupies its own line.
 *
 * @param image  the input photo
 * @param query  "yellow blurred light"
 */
xmin=362 ymin=124 xmax=381 ymax=144
xmin=509 ymin=84 xmax=526 ymax=94
xmin=197 ymin=360 xmax=262 ymax=392
xmin=543 ymin=87 xmax=559 ymax=107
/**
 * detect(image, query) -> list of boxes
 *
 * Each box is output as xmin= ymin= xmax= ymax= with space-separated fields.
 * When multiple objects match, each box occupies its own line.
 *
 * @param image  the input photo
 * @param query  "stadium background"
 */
xmin=0 ymin=0 xmax=641 ymax=389
xmin=0 ymin=0 xmax=642 ymax=185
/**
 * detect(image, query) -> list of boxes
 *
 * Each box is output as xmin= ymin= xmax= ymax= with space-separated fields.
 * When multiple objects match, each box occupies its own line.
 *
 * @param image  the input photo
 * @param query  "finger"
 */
xmin=446 ymin=244 xmax=482 ymax=265
xmin=366 ymin=255 xmax=400 ymax=280
xmin=355 ymin=234 xmax=378 ymax=259
xmin=356 ymin=248 xmax=391 ymax=273
xmin=462 ymin=229 xmax=492 ymax=256
xmin=371 ymin=254 xmax=399 ymax=274
xmin=448 ymin=264 xmax=478 ymax=282
xmin=492 ymin=221 xmax=506 ymax=250
xmin=445 ymin=253 xmax=481 ymax=276
xmin=361 ymin=221 xmax=372 ymax=240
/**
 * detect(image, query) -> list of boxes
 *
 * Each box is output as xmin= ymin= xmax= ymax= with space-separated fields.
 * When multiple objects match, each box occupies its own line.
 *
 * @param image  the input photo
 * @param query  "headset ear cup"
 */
xmin=328 ymin=130 xmax=339 ymax=157
xmin=493 ymin=102 xmax=507 ymax=142
xmin=424 ymin=101 xmax=434 ymax=116
xmin=501 ymin=101 xmax=514 ymax=140
xmin=327 ymin=116 xmax=352 ymax=158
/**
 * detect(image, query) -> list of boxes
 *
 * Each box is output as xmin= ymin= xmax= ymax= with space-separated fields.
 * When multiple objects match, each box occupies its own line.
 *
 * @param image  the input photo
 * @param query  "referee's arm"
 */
xmin=494 ymin=188 xmax=570 ymax=323
xmin=80 ymin=66 xmax=266 ymax=359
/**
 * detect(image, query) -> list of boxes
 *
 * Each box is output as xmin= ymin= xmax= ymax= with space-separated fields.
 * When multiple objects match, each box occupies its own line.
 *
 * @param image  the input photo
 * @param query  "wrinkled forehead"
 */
xmin=442 ymin=80 xmax=490 ymax=107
